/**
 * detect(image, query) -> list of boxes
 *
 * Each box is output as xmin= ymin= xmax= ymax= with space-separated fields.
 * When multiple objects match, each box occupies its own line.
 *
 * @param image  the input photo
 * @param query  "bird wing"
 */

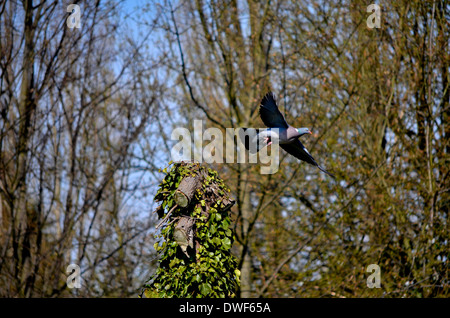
xmin=238 ymin=128 xmax=270 ymax=154
xmin=259 ymin=92 xmax=289 ymax=128
xmin=280 ymin=140 xmax=335 ymax=178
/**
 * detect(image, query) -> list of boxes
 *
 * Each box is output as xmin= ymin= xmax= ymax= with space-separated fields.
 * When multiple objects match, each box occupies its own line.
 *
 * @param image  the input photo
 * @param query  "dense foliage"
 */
xmin=142 ymin=162 xmax=240 ymax=297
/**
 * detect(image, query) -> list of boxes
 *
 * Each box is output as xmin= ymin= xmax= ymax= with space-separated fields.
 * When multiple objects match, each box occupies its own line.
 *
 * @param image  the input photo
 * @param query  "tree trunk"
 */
xmin=239 ymin=168 xmax=253 ymax=298
xmin=174 ymin=176 xmax=202 ymax=207
xmin=14 ymin=0 xmax=37 ymax=296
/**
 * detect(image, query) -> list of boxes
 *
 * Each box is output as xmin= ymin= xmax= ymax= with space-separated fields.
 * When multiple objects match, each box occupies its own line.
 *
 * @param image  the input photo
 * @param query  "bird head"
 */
xmin=297 ymin=127 xmax=312 ymax=137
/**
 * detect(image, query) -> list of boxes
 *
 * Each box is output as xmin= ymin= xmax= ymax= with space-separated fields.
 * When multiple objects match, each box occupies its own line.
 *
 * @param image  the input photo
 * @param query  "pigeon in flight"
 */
xmin=241 ymin=92 xmax=335 ymax=178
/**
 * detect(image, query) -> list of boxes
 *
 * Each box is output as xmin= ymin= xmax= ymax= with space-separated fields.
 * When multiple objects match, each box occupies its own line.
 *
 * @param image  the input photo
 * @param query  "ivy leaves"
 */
xmin=142 ymin=162 xmax=239 ymax=298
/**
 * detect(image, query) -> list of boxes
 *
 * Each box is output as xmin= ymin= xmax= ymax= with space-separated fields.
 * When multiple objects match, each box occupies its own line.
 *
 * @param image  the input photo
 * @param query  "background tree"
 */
xmin=0 ymin=0 xmax=165 ymax=297
xmin=156 ymin=0 xmax=448 ymax=297
xmin=0 ymin=0 xmax=447 ymax=298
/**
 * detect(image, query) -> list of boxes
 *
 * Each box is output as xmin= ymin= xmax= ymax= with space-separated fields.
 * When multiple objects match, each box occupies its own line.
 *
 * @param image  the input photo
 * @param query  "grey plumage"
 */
xmin=255 ymin=92 xmax=335 ymax=178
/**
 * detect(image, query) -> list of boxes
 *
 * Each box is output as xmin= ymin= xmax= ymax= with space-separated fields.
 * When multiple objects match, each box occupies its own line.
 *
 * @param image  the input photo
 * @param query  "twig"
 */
xmin=155 ymin=204 xmax=178 ymax=230
xmin=168 ymin=0 xmax=224 ymax=128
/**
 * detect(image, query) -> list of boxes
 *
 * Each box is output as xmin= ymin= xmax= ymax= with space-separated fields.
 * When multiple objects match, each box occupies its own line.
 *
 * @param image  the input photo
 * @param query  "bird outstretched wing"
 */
xmin=259 ymin=92 xmax=289 ymax=128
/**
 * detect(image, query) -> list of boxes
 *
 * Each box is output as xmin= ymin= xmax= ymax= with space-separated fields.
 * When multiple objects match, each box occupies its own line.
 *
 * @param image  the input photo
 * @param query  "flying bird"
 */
xmin=241 ymin=92 xmax=335 ymax=178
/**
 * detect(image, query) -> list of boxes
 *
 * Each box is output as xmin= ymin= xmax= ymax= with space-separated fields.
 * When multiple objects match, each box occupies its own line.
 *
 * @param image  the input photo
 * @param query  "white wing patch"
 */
xmin=303 ymin=147 xmax=311 ymax=156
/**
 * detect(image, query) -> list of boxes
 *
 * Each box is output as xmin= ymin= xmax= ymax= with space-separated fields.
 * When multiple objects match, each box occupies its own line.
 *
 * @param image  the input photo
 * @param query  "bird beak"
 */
xmin=309 ymin=131 xmax=312 ymax=134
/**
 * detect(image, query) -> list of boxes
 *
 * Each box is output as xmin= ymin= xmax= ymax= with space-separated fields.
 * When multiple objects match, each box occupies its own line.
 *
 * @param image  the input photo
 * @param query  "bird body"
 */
xmin=253 ymin=127 xmax=296 ymax=145
xmin=243 ymin=92 xmax=335 ymax=178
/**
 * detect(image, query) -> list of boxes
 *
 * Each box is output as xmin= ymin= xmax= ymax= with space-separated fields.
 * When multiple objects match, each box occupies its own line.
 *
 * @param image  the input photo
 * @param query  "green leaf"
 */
xmin=169 ymin=258 xmax=178 ymax=268
xmin=212 ymin=237 xmax=221 ymax=246
xmin=143 ymin=288 xmax=158 ymax=298
xmin=210 ymin=224 xmax=216 ymax=234
xmin=222 ymin=219 xmax=230 ymax=230
xmin=200 ymin=282 xmax=212 ymax=296
xmin=222 ymin=237 xmax=231 ymax=250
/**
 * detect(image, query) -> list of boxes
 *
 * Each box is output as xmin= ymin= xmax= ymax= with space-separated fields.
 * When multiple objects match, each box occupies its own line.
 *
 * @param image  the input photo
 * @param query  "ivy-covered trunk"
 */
xmin=141 ymin=162 xmax=240 ymax=298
